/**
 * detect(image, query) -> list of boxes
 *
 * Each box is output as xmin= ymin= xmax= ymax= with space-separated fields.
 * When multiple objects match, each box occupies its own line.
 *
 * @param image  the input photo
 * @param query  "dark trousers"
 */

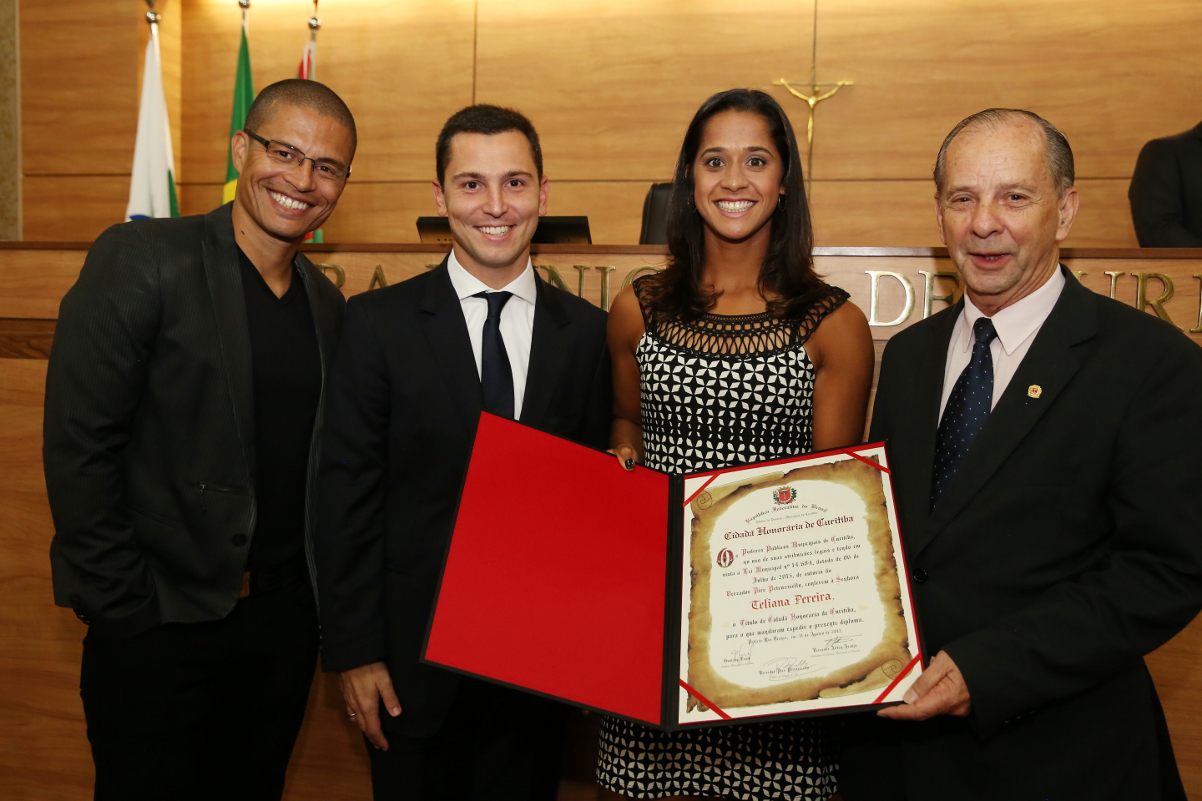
xmin=80 ymin=576 xmax=319 ymax=801
xmin=367 ymin=675 xmax=566 ymax=801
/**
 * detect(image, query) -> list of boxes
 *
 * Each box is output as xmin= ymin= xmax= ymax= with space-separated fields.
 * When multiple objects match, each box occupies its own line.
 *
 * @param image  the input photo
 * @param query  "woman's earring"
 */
xmin=778 ymin=194 xmax=786 ymax=209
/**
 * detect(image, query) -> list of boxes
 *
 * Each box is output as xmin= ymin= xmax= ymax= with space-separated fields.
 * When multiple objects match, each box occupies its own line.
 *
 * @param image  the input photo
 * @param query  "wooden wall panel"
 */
xmin=1148 ymin=614 xmax=1202 ymax=794
xmin=180 ymin=0 xmax=475 ymax=186
xmin=19 ymin=0 xmax=138 ymax=176
xmin=474 ymin=0 xmax=813 ymax=182
xmin=813 ymin=0 xmax=1202 ymax=180
xmin=0 ymin=358 xmax=93 ymax=800
xmin=22 ymin=176 xmax=129 ymax=242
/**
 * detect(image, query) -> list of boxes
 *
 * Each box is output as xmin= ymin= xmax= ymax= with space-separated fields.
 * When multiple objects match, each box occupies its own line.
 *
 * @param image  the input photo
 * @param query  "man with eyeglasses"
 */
xmin=44 ymin=79 xmax=354 ymax=801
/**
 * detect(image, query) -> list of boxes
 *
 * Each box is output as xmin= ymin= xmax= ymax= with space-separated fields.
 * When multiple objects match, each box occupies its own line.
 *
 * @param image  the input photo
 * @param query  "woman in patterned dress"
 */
xmin=597 ymin=89 xmax=875 ymax=800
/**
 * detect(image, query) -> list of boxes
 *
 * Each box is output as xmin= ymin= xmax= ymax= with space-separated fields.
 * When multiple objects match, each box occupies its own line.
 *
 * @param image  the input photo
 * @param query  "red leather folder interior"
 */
xmin=424 ymin=413 xmax=671 ymax=726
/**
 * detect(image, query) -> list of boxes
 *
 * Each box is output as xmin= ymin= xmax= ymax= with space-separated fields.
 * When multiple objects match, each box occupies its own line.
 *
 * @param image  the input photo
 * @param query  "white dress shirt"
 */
xmin=939 ymin=266 xmax=1066 ymax=418
xmin=446 ymin=250 xmax=538 ymax=419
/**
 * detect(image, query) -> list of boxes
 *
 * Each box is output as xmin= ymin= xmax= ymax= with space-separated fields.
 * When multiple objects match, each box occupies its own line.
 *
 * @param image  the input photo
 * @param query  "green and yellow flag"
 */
xmin=222 ymin=10 xmax=254 ymax=204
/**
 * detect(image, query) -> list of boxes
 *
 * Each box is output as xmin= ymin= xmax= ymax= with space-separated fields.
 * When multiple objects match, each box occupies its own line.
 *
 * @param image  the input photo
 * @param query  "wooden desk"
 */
xmin=2 ymin=244 xmax=1200 ymax=799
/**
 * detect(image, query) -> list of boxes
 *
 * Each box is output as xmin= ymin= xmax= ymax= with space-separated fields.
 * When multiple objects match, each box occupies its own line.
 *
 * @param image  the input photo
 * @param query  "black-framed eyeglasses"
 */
xmin=244 ymin=129 xmax=351 ymax=182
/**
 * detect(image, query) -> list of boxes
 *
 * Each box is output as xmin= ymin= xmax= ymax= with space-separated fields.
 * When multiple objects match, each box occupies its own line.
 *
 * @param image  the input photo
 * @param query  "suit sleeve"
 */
xmin=1129 ymin=139 xmax=1202 ymax=247
xmin=44 ymin=223 xmax=162 ymax=637
xmin=314 ymin=294 xmax=393 ymax=672
xmin=580 ymin=321 xmax=614 ymax=451
xmin=945 ymin=334 xmax=1202 ymax=738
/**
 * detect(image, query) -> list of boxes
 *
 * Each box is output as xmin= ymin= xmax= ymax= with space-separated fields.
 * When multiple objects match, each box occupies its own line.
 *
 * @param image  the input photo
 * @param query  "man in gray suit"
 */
xmin=44 ymin=79 xmax=354 ymax=801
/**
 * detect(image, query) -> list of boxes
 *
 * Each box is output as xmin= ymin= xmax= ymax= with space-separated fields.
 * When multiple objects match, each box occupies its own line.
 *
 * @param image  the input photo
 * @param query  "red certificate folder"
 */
xmin=423 ymin=413 xmax=924 ymax=730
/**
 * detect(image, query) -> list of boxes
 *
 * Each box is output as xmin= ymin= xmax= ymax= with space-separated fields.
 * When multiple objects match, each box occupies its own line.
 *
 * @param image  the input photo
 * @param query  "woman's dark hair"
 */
xmin=642 ymin=88 xmax=822 ymax=321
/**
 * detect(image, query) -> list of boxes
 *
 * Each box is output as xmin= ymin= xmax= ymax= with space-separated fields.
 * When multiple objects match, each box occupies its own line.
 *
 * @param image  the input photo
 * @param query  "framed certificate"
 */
xmin=423 ymin=413 xmax=924 ymax=730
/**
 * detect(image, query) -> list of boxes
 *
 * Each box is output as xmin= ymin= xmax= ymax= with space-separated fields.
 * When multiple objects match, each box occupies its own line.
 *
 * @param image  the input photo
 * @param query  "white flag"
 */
xmin=126 ymin=20 xmax=178 ymax=221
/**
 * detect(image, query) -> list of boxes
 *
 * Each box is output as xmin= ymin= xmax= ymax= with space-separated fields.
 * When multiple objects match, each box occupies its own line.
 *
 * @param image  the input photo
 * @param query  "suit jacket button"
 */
xmin=231 ymin=533 xmax=248 ymax=546
xmin=912 ymin=568 xmax=928 ymax=584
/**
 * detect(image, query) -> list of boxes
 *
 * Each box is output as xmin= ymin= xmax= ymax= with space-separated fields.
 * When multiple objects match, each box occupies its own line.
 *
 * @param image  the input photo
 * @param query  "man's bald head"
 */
xmin=934 ymin=108 xmax=1074 ymax=197
xmin=244 ymin=79 xmax=357 ymax=158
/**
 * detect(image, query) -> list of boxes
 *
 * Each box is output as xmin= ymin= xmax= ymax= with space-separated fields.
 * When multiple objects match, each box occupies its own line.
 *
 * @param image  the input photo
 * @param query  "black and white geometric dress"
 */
xmin=596 ymin=276 xmax=849 ymax=801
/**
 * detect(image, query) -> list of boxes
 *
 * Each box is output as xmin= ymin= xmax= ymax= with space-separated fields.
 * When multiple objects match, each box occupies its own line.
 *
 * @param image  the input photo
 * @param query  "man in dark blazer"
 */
xmin=840 ymin=109 xmax=1202 ymax=800
xmin=1129 ymin=121 xmax=1202 ymax=246
xmin=315 ymin=105 xmax=611 ymax=800
xmin=44 ymin=80 xmax=354 ymax=800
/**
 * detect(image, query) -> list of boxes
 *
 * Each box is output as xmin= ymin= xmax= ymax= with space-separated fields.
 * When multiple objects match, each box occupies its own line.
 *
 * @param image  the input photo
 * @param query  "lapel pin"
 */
xmin=1027 ymin=384 xmax=1043 ymax=399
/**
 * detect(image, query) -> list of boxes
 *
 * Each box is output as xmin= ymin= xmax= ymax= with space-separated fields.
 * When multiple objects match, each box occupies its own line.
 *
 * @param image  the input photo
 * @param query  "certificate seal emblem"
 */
xmin=716 ymin=548 xmax=735 ymax=568
xmin=772 ymin=486 xmax=797 ymax=506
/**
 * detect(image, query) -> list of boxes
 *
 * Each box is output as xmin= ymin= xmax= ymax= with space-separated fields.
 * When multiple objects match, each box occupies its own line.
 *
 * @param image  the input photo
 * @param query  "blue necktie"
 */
xmin=474 ymin=291 xmax=515 ymax=419
xmin=931 ymin=317 xmax=998 ymax=507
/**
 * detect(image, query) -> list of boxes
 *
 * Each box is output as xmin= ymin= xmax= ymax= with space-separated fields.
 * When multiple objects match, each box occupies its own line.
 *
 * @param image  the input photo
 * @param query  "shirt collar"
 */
xmin=446 ymin=249 xmax=538 ymax=307
xmin=956 ymin=265 xmax=1066 ymax=355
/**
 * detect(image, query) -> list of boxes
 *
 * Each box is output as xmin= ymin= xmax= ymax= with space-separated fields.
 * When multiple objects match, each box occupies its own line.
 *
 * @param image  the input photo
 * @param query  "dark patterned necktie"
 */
xmin=931 ymin=317 xmax=998 ymax=507
xmin=474 ymin=291 xmax=515 ymax=419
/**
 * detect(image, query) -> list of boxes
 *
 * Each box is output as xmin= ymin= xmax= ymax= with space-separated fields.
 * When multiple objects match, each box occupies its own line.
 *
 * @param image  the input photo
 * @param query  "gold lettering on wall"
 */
xmin=535 ymin=265 xmax=572 ymax=293
xmin=1104 ymin=271 xmax=1125 ymax=299
xmin=368 ymin=265 xmax=389 ymax=291
xmin=571 ymin=265 xmax=590 ymax=296
xmin=317 ymin=263 xmax=345 ymax=289
xmin=865 ymin=271 xmax=915 ymax=327
xmin=1133 ymin=272 xmax=1182 ymax=330
xmin=595 ymin=265 xmax=617 ymax=310
xmin=1070 ymin=270 xmax=1088 ymax=282
xmin=918 ymin=270 xmax=961 ymax=319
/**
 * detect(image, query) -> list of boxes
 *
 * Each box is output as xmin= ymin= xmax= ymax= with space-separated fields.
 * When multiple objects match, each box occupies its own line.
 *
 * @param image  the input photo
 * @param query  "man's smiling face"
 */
xmin=936 ymin=116 xmax=1078 ymax=315
xmin=432 ymin=130 xmax=548 ymax=279
xmin=230 ymin=104 xmax=354 ymax=245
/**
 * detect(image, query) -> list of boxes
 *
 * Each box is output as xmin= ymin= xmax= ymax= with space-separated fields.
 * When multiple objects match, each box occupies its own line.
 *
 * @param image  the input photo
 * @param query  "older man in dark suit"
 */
xmin=44 ymin=80 xmax=354 ymax=800
xmin=315 ymin=105 xmax=611 ymax=801
xmin=840 ymin=109 xmax=1202 ymax=800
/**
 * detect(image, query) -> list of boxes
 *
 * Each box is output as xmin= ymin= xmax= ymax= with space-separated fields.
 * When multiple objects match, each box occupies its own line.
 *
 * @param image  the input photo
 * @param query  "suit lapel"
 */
xmin=296 ymin=253 xmax=338 ymax=371
xmin=201 ymin=204 xmax=256 ymax=483
xmin=923 ymin=269 xmax=1096 ymax=548
xmin=519 ymin=273 xmax=571 ymax=427
xmin=420 ymin=258 xmax=484 ymax=429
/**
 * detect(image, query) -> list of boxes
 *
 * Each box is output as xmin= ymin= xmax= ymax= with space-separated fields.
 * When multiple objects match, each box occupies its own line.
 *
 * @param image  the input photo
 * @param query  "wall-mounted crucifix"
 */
xmin=772 ymin=2 xmax=854 ymax=195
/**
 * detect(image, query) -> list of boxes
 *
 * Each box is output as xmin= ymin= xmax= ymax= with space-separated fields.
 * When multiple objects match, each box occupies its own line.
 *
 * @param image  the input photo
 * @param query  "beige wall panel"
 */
xmin=316 ymin=181 xmax=439 ymax=243
xmin=810 ymin=178 xmax=1141 ymax=248
xmin=547 ymin=182 xmax=649 ymax=245
xmin=22 ymin=176 xmax=128 ymax=242
xmin=181 ymin=0 xmax=475 ymax=186
xmin=177 ymin=181 xmax=224 ymax=218
xmin=20 ymin=0 xmax=138 ymax=176
xmin=812 ymin=0 xmax=1202 ymax=180
xmin=0 ymin=358 xmax=93 ymax=800
xmin=474 ymin=0 xmax=814 ymax=181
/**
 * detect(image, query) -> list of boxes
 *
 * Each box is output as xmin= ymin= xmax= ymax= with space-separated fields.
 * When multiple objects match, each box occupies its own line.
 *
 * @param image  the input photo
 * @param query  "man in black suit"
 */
xmin=315 ymin=106 xmax=611 ymax=800
xmin=44 ymin=80 xmax=354 ymax=800
xmin=840 ymin=109 xmax=1202 ymax=799
xmin=1128 ymin=121 xmax=1202 ymax=246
